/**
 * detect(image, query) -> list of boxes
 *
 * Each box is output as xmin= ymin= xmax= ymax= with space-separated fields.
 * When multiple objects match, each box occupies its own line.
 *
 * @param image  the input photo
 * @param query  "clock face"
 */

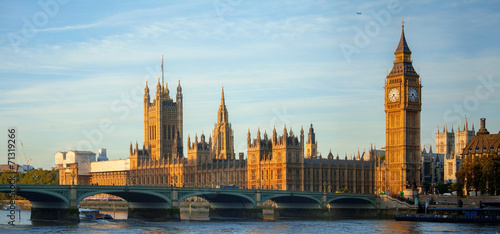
xmin=388 ymin=88 xmax=399 ymax=102
xmin=409 ymin=88 xmax=418 ymax=102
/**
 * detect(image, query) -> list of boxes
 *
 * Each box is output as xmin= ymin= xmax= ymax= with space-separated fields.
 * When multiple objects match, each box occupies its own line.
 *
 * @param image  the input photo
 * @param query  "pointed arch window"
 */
xmin=171 ymin=125 xmax=175 ymax=140
xmin=221 ymin=135 xmax=225 ymax=150
xmin=168 ymin=126 xmax=171 ymax=140
xmin=163 ymin=125 xmax=167 ymax=140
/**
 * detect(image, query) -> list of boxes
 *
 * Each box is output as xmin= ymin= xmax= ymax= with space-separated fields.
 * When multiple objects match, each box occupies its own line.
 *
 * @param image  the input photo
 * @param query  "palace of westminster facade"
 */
xmin=56 ymin=25 xmax=485 ymax=196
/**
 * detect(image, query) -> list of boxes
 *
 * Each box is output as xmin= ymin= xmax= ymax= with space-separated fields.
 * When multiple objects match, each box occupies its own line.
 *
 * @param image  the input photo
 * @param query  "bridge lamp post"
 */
xmin=323 ymin=182 xmax=327 ymax=193
xmin=386 ymin=167 xmax=389 ymax=195
xmin=130 ymin=177 xmax=135 ymax=186
xmin=189 ymin=198 xmax=194 ymax=220
xmin=174 ymin=175 xmax=178 ymax=187
xmin=70 ymin=172 xmax=76 ymax=185
xmin=257 ymin=178 xmax=261 ymax=190
xmin=33 ymin=174 xmax=39 ymax=185
xmin=211 ymin=180 xmax=214 ymax=188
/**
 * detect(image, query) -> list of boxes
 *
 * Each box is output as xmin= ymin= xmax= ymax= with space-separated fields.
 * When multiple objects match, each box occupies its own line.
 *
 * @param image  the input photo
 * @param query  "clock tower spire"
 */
xmin=384 ymin=22 xmax=422 ymax=196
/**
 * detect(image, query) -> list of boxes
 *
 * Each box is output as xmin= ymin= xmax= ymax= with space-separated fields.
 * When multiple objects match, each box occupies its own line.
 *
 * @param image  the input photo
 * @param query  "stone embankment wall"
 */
xmin=375 ymin=195 xmax=417 ymax=219
xmin=419 ymin=195 xmax=500 ymax=208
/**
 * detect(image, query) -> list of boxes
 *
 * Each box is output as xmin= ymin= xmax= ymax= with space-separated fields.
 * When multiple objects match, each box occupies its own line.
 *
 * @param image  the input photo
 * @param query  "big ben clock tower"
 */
xmin=385 ymin=22 xmax=421 ymax=196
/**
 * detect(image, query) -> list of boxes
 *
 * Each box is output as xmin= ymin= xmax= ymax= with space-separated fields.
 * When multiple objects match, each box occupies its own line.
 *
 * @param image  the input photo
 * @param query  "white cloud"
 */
xmin=38 ymin=22 xmax=102 ymax=32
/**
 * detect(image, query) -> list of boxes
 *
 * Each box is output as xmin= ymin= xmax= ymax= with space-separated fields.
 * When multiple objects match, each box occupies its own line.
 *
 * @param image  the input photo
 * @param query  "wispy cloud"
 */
xmin=38 ymin=22 xmax=102 ymax=32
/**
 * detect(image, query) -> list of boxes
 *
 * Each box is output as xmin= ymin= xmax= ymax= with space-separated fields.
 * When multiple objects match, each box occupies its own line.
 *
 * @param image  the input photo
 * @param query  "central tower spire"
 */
xmin=218 ymin=86 xmax=228 ymax=123
xmin=161 ymin=54 xmax=164 ymax=87
xmin=213 ymin=86 xmax=234 ymax=160
xmin=221 ymin=85 xmax=225 ymax=106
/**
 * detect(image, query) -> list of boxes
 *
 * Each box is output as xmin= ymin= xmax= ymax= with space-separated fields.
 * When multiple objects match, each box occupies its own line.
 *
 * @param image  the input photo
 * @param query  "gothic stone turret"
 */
xmin=247 ymin=126 xmax=304 ymax=191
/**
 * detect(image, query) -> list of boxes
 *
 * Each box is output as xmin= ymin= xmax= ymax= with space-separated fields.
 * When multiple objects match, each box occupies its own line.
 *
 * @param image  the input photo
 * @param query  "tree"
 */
xmin=480 ymin=153 xmax=500 ymax=195
xmin=0 ymin=168 xmax=59 ymax=200
xmin=451 ymin=182 xmax=464 ymax=197
xmin=456 ymin=152 xmax=500 ymax=195
xmin=456 ymin=156 xmax=470 ymax=192
xmin=437 ymin=183 xmax=451 ymax=194
xmin=20 ymin=169 xmax=59 ymax=185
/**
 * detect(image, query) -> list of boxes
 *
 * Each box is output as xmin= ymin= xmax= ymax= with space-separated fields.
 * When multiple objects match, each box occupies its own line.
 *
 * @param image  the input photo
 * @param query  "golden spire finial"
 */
xmin=402 ymin=17 xmax=404 ymax=27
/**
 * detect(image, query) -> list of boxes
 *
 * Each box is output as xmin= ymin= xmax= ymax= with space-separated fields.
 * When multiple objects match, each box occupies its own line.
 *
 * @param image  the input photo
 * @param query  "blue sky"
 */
xmin=1 ymin=0 xmax=500 ymax=169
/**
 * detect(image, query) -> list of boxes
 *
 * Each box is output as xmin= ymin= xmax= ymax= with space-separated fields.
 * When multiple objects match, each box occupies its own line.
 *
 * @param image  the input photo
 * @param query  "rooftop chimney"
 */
xmin=476 ymin=118 xmax=490 ymax=136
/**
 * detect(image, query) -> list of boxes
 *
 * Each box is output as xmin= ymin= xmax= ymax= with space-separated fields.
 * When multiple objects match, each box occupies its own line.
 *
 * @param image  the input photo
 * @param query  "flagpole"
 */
xmin=160 ymin=54 xmax=164 ymax=160
xmin=161 ymin=54 xmax=164 ymax=87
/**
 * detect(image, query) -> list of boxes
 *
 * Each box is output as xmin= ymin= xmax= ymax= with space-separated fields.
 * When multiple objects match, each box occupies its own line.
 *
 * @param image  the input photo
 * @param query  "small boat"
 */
xmin=79 ymin=208 xmax=113 ymax=221
xmin=2 ymin=204 xmax=20 ymax=211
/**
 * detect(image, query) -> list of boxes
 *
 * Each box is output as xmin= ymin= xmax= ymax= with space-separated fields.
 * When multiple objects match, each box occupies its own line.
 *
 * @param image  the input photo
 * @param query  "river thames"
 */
xmin=0 ymin=210 xmax=499 ymax=233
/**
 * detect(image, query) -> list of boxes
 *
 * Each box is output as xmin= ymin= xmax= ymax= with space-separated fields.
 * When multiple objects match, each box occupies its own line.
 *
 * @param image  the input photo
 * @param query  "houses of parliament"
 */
xmin=56 ymin=24 xmax=466 ymax=196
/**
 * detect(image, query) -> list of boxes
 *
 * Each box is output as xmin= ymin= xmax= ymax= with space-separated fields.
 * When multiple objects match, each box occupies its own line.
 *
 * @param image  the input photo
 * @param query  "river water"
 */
xmin=0 ymin=210 xmax=499 ymax=233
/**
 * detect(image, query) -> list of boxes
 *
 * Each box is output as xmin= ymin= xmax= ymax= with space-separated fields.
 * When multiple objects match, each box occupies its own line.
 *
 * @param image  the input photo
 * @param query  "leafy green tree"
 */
xmin=451 ymin=182 xmax=463 ymax=196
xmin=0 ymin=171 xmax=20 ymax=184
xmin=437 ymin=183 xmax=451 ymax=194
xmin=471 ymin=158 xmax=483 ymax=191
xmin=0 ymin=171 xmax=22 ymax=200
xmin=0 ymin=169 xmax=59 ymax=200
xmin=456 ymin=153 xmax=500 ymax=196
xmin=20 ymin=169 xmax=59 ymax=185
xmin=480 ymin=153 xmax=500 ymax=195
xmin=456 ymin=157 xmax=469 ymax=192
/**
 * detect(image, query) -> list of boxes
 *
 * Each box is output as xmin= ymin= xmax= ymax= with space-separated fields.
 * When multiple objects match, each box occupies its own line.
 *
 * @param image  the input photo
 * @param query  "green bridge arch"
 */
xmin=177 ymin=191 xmax=256 ymax=207
xmin=261 ymin=193 xmax=322 ymax=207
xmin=0 ymin=184 xmax=71 ymax=208
xmin=75 ymin=186 xmax=172 ymax=206
xmin=327 ymin=196 xmax=376 ymax=208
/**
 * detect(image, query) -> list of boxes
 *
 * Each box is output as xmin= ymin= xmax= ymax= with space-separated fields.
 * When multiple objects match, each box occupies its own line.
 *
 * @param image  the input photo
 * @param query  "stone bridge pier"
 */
xmin=208 ymin=201 xmax=262 ymax=220
xmin=127 ymin=202 xmax=179 ymax=221
xmin=126 ymin=189 xmax=180 ymax=221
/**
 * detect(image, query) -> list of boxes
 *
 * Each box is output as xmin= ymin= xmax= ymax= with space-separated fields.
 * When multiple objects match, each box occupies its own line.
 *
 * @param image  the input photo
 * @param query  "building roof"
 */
xmin=461 ymin=118 xmax=500 ymax=155
xmin=91 ymin=159 xmax=130 ymax=173
xmin=304 ymin=157 xmax=371 ymax=167
xmin=0 ymin=164 xmax=18 ymax=172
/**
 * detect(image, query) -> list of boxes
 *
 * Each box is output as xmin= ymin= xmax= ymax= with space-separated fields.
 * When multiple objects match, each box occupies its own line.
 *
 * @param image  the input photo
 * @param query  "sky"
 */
xmin=1 ymin=0 xmax=500 ymax=170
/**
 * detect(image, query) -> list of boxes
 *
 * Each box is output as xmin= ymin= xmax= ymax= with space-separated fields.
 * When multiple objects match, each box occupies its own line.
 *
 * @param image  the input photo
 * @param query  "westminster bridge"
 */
xmin=0 ymin=184 xmax=379 ymax=221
